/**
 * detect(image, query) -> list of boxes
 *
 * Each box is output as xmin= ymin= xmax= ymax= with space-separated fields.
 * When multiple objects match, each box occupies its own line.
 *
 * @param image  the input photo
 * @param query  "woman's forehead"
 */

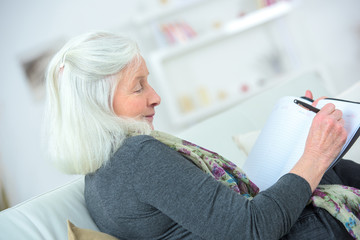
xmin=126 ymin=57 xmax=148 ymax=75
xmin=117 ymin=58 xmax=148 ymax=86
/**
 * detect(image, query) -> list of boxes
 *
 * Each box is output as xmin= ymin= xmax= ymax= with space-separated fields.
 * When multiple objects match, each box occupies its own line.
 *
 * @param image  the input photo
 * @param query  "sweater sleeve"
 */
xmin=125 ymin=136 xmax=312 ymax=240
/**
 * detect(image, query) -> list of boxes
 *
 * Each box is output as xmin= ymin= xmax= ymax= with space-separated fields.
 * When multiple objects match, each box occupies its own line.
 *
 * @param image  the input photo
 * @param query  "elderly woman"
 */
xmin=45 ymin=31 xmax=359 ymax=239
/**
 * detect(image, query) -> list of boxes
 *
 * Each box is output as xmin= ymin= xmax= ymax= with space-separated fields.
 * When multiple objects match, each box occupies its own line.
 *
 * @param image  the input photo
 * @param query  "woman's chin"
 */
xmin=144 ymin=117 xmax=154 ymax=129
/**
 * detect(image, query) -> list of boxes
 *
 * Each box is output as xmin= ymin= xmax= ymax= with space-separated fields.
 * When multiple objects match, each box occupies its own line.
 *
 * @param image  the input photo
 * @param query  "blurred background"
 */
xmin=0 ymin=0 xmax=359 ymax=208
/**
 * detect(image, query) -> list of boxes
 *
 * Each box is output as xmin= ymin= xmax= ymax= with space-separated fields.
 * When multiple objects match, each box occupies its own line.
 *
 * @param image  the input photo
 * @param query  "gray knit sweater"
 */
xmin=85 ymin=135 xmax=312 ymax=240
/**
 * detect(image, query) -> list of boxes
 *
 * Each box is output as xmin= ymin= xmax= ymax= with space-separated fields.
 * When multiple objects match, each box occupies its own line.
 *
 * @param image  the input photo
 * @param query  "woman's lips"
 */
xmin=145 ymin=114 xmax=154 ymax=122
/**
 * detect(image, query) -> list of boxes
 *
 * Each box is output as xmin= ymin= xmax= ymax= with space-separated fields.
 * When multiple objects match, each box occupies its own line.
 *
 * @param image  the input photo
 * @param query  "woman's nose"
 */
xmin=149 ymin=87 xmax=161 ymax=107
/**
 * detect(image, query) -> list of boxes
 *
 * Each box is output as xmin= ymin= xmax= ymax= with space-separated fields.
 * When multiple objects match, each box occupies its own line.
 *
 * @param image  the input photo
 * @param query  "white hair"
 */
xmin=44 ymin=31 xmax=151 ymax=175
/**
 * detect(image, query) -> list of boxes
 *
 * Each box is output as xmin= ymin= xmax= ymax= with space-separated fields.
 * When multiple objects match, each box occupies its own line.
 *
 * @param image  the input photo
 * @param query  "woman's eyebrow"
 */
xmin=135 ymin=72 xmax=149 ymax=79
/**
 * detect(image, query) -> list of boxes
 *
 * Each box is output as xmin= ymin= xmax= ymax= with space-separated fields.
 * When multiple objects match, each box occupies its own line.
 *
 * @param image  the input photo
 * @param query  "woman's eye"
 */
xmin=134 ymin=85 xmax=143 ymax=93
xmin=133 ymin=79 xmax=146 ymax=93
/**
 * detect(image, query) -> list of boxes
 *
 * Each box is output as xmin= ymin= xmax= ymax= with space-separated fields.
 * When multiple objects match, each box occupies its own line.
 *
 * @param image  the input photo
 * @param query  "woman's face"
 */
xmin=113 ymin=57 xmax=161 ymax=129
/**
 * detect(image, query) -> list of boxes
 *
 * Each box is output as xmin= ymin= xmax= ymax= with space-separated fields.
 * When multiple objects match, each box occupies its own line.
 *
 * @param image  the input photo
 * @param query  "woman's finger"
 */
xmin=305 ymin=90 xmax=313 ymax=99
xmin=338 ymin=118 xmax=345 ymax=127
xmin=332 ymin=109 xmax=343 ymax=120
xmin=319 ymin=103 xmax=336 ymax=114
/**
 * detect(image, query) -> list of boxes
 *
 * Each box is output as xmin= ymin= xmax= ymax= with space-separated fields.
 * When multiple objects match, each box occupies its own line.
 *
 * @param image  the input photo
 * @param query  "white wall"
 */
xmin=0 ymin=0 xmax=141 ymax=206
xmin=286 ymin=0 xmax=360 ymax=93
xmin=0 ymin=0 xmax=359 ymax=206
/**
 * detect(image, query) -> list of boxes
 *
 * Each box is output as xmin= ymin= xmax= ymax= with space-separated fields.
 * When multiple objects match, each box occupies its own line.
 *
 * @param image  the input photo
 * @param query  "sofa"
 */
xmin=0 ymin=70 xmax=359 ymax=239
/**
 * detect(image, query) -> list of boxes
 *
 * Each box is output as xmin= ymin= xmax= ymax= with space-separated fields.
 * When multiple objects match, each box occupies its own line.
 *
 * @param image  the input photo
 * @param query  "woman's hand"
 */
xmin=290 ymin=90 xmax=348 ymax=191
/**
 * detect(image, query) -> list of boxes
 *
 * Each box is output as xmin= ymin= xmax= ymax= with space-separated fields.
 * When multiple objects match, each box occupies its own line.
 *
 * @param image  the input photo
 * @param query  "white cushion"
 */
xmin=232 ymin=130 xmax=260 ymax=156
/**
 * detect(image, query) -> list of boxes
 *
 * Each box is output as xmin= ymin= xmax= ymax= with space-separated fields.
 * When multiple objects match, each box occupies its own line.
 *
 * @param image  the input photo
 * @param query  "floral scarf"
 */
xmin=150 ymin=130 xmax=360 ymax=239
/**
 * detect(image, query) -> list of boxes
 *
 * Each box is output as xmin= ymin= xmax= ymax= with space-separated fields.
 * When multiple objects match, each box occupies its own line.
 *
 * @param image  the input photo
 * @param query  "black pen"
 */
xmin=294 ymin=99 xmax=320 ymax=113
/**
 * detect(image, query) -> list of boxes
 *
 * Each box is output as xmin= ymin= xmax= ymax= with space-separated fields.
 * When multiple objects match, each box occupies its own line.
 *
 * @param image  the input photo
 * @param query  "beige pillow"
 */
xmin=232 ymin=130 xmax=260 ymax=156
xmin=67 ymin=220 xmax=119 ymax=240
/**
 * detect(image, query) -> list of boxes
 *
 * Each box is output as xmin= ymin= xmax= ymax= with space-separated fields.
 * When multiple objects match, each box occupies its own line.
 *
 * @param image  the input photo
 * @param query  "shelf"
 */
xmin=150 ymin=1 xmax=293 ymax=61
xmin=146 ymin=1 xmax=296 ymax=128
xmin=165 ymin=77 xmax=285 ymax=127
xmin=133 ymin=0 xmax=223 ymax=26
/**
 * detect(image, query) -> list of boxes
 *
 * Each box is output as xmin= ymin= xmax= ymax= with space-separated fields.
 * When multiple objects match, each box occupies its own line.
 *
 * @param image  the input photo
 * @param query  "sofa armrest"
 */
xmin=336 ymin=81 xmax=360 ymax=101
xmin=0 ymin=177 xmax=97 ymax=240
